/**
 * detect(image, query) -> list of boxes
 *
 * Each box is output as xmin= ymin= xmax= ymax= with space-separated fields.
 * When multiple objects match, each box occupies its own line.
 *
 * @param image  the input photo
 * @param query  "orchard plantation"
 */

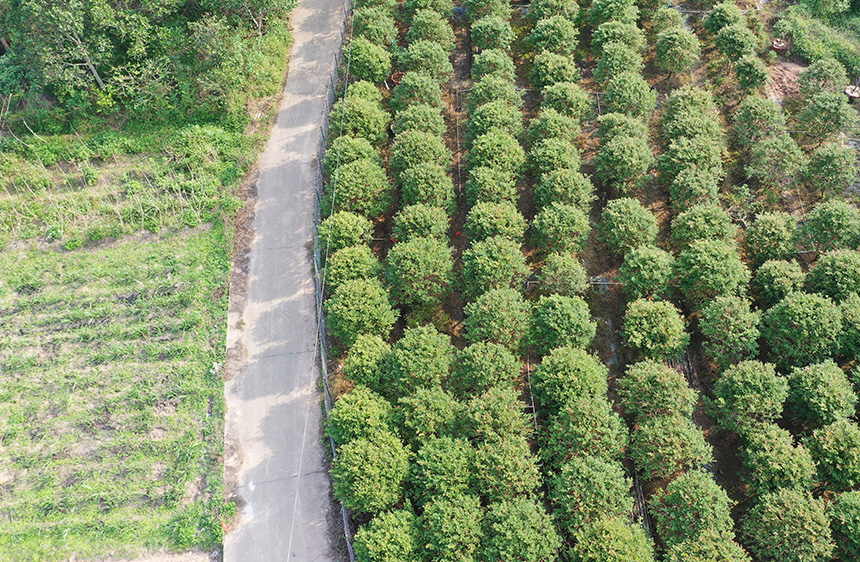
xmin=5 ymin=0 xmax=860 ymax=558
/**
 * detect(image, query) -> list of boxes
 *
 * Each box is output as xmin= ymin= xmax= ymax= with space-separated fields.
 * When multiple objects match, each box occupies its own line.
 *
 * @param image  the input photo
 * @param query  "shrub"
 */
xmin=399 ymin=163 xmax=455 ymax=213
xmin=465 ymin=165 xmax=517 ymax=205
xmin=403 ymin=0 xmax=453 ymax=17
xmin=471 ymin=15 xmax=515 ymax=51
xmin=651 ymin=470 xmax=734 ymax=549
xmin=410 ymin=437 xmax=474 ymax=505
xmin=531 ymin=294 xmax=597 ymax=354
xmin=668 ymin=166 xmax=720 ymax=210
xmin=629 ymin=414 xmax=712 ymax=479
xmin=743 ymin=211 xmax=797 ymax=267
xmin=715 ymin=23 xmax=756 ymax=62
xmin=468 ymin=129 xmax=525 ymax=178
xmin=754 ymin=259 xmax=805 ymax=306
xmin=531 ymin=202 xmax=590 ymax=255
xmin=592 ymin=21 xmax=646 ymax=54
xmin=420 ymin=495 xmax=484 ymax=562
xmin=762 ymin=291 xmax=842 ymax=368
xmin=742 ymin=489 xmax=834 ymax=562
xmin=354 ymin=508 xmax=419 ymax=562
xmin=329 ymin=96 xmax=389 ymax=144
xmin=461 ymin=236 xmax=529 ymax=300
xmin=799 ymin=199 xmax=860 ymax=253
xmin=532 ymin=346 xmax=609 ymax=412
xmin=451 ymin=342 xmax=520 ymax=396
xmin=787 ymin=359 xmax=856 ymax=426
xmin=619 ymin=245 xmax=675 ymax=301
xmin=468 ymin=76 xmax=522 ymax=110
xmin=569 ymin=517 xmax=655 ymax=562
xmin=805 ymin=143 xmax=857 ymax=195
xmin=465 ymin=201 xmax=526 ymax=243
xmin=651 ymin=6 xmax=684 ymax=35
xmin=528 ymin=137 xmax=581 ymax=175
xmin=732 ymin=95 xmax=787 ymax=151
xmin=324 ymin=135 xmax=380 ymax=177
xmin=549 ymin=457 xmax=632 ymax=531
xmin=622 ymin=298 xmax=689 ymax=360
xmin=539 ymin=252 xmax=588 ymax=296
xmin=588 ymin=0 xmax=638 ymax=26
xmin=594 ymin=134 xmax=653 ymax=193
xmin=541 ymin=81 xmax=592 ymax=120
xmin=465 ymin=0 xmax=510 ymax=21
xmin=661 ymin=136 xmax=723 ymax=185
xmin=355 ymin=0 xmax=399 ymax=10
xmin=541 ymin=396 xmax=628 ymax=464
xmin=671 ymin=204 xmax=737 ymax=250
xmin=385 ymin=237 xmax=453 ymax=306
xmin=531 ymin=51 xmax=580 ymax=89
xmin=805 ymin=419 xmax=860 ymax=491
xmin=353 ymin=6 xmax=397 ymax=47
xmin=527 ymin=108 xmax=579 ymax=145
xmin=325 ymin=278 xmax=397 ymax=346
xmin=406 ymin=9 xmax=455 ymax=51
xmin=602 ymin=72 xmax=656 ymax=119
xmin=807 ymin=249 xmax=860 ymax=302
xmin=392 ymin=204 xmax=449 ymax=242
xmin=676 ymin=240 xmax=750 ymax=305
xmin=593 ymin=42 xmax=642 ymax=85
xmin=661 ymin=86 xmax=722 ymax=140
xmin=798 ymin=57 xmax=848 ymax=97
xmin=383 ymin=325 xmax=454 ymax=396
xmin=534 ymin=169 xmax=595 ymax=211
xmin=390 ymin=130 xmax=449 ymax=177
xmin=396 ymin=386 xmax=462 ymax=447
xmin=829 ymin=491 xmax=860 ymax=561
xmin=331 ymin=431 xmax=410 ymax=514
xmin=700 ymin=296 xmax=761 ymax=369
xmin=397 ymin=40 xmax=453 ymax=81
xmin=528 ymin=16 xmax=579 ymax=56
xmin=466 ymin=386 xmax=533 ymax=440
xmin=711 ymin=361 xmax=787 ymax=435
xmin=328 ymin=386 xmax=393 ymax=445
xmin=598 ymin=112 xmax=649 ymax=142
xmin=467 ymin=99 xmax=524 ymax=141
xmin=343 ymin=334 xmax=390 ymax=390
xmin=464 ymin=288 xmax=531 ymax=351
xmin=665 ymin=530 xmax=751 ymax=562
xmin=480 ymin=499 xmax=561 ymax=562
xmin=472 ymin=49 xmax=516 ymax=81
xmin=840 ymin=291 xmax=860 ymax=358
xmin=798 ymin=91 xmax=860 ymax=144
xmin=705 ymin=2 xmax=743 ymax=33
xmin=350 ymin=36 xmax=392 ymax=83
xmin=325 ymin=245 xmax=381 ymax=291
xmin=393 ymin=104 xmax=446 ymax=137
xmin=735 ymin=56 xmax=769 ymax=91
xmin=598 ymin=197 xmax=658 ymax=257
xmin=746 ymin=135 xmax=807 ymax=191
xmin=618 ymin=360 xmax=697 ymax=419
xmin=474 ymin=435 xmax=542 ymax=500
xmin=742 ymin=423 xmax=816 ymax=494
xmin=391 ymin=72 xmax=442 ymax=112
xmin=655 ymin=28 xmax=702 ymax=74
xmin=528 ymin=0 xmax=579 ymax=21
xmin=322 ymin=158 xmax=391 ymax=218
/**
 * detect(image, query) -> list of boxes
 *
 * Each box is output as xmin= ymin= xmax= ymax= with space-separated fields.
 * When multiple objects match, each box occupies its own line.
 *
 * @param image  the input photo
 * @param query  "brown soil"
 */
xmin=766 ymin=61 xmax=805 ymax=103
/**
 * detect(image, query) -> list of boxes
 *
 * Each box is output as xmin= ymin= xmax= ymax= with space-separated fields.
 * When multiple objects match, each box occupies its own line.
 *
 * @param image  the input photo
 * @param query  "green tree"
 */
xmin=735 ymin=56 xmax=769 ymax=92
xmin=390 ymin=130 xmax=449 ymax=177
xmin=467 ymin=99 xmax=524 ymax=141
xmin=410 ymin=436 xmax=474 ymax=505
xmin=668 ymin=166 xmax=720 ymax=211
xmin=700 ymin=296 xmax=761 ymax=369
xmin=549 ymin=457 xmax=632 ymax=531
xmin=655 ymin=28 xmax=701 ymax=74
xmin=741 ymin=489 xmax=834 ymax=562
xmin=343 ymin=333 xmax=390 ymax=390
xmin=799 ymin=91 xmax=860 ymax=145
xmin=397 ymin=40 xmax=454 ymax=81
xmin=598 ymin=197 xmax=658 ymax=257
xmin=593 ymin=42 xmax=642 ymax=85
xmin=324 ymin=245 xmax=381 ymax=291
xmin=392 ymin=204 xmax=449 ymax=242
xmin=531 ymin=51 xmax=580 ymax=88
xmin=396 ymin=386 xmax=462 ymax=447
xmin=468 ymin=129 xmax=525 ymax=179
xmin=325 ymin=278 xmax=397 ymax=346
xmin=465 ymin=0 xmax=509 ymax=21
xmin=805 ymin=143 xmax=857 ymax=195
xmin=671 ymin=204 xmax=737 ymax=250
xmin=715 ymin=23 xmax=756 ymax=62
xmin=592 ymin=21 xmax=646 ymax=54
xmin=528 ymin=0 xmax=579 ymax=21
xmin=711 ymin=360 xmax=787 ymax=435
xmin=588 ymin=0 xmax=638 ymax=26
xmin=541 ymin=81 xmax=592 ymax=120
xmin=472 ymin=49 xmax=516 ymax=81
xmin=541 ymin=396 xmax=628 ymax=464
xmin=468 ymin=75 xmax=522 ymax=110
xmin=528 ymin=137 xmax=581 ymax=175
xmin=531 ymin=202 xmax=591 ymax=255
xmin=463 ymin=288 xmax=531 ymax=351
xmin=629 ymin=414 xmax=712 ymax=479
xmin=354 ymin=508 xmax=419 ymax=562
xmin=619 ymin=245 xmax=675 ymax=301
xmin=420 ymin=494 xmax=484 ymax=562
xmin=676 ymin=239 xmax=750 ymax=305
xmin=480 ymin=498 xmax=561 ymax=562
xmin=742 ymin=423 xmax=816 ymax=494
xmin=404 ymin=0 xmax=453 ymax=19
xmin=534 ymin=169 xmax=596 ymax=211
xmin=350 ymin=36 xmax=392 ymax=83
xmin=471 ymin=15 xmax=515 ymax=51
xmin=665 ymin=530 xmax=751 ymax=562
xmin=451 ymin=342 xmax=520 ymax=396
xmin=753 ymin=260 xmax=805 ymax=306
xmin=466 ymin=386 xmax=532 ymax=440
xmin=746 ymin=135 xmax=807 ymax=192
xmin=622 ymin=299 xmax=689 ymax=360
xmin=393 ymin=104 xmax=446 ymax=137
xmin=840 ymin=291 xmax=860 ymax=359
xmin=651 ymin=7 xmax=684 ymax=34
xmin=603 ymin=72 xmax=657 ymax=119
xmin=532 ymin=346 xmax=609 ymax=413
xmin=391 ymin=71 xmax=442 ymax=111
xmin=385 ymin=237 xmax=453 ymax=307
xmin=618 ymin=360 xmax=697 ymax=419
xmin=829 ymin=491 xmax=860 ymax=561
xmin=329 ymin=95 xmax=390 ymax=144
xmin=704 ymin=2 xmax=743 ymax=33
xmin=528 ymin=16 xmax=579 ymax=55
xmin=466 ymin=166 xmax=518 ymax=206
xmin=474 ymin=434 xmax=542 ymax=501
xmin=406 ymin=9 xmax=455 ymax=51
xmin=383 ymin=325 xmax=454 ymax=396
xmin=324 ymin=135 xmax=380 ymax=177
xmin=651 ymin=470 xmax=734 ymax=549
xmin=799 ymin=199 xmax=860 ymax=253
xmin=539 ymin=252 xmax=588 ymax=296
xmin=798 ymin=58 xmax=848 ymax=98
xmin=743 ymin=212 xmax=797 ymax=267
xmin=595 ymin=134 xmax=654 ymax=193
xmin=807 ymin=250 xmax=860 ymax=302
xmin=353 ymin=6 xmax=397 ymax=47
xmin=328 ymin=385 xmax=393 ymax=445
xmin=762 ymin=291 xmax=843 ymax=368
xmin=465 ymin=201 xmax=526 ymax=243
xmin=805 ymin=419 xmax=860 ymax=491
xmin=531 ymin=295 xmax=597 ymax=355
xmin=461 ymin=236 xmax=529 ymax=300
xmin=732 ymin=95 xmax=787 ymax=151
xmin=399 ymin=164 xmax=455 ymax=214
xmin=569 ymin=517 xmax=655 ymax=562
xmin=331 ymin=431 xmax=410 ymax=514
xmin=322 ymin=158 xmax=392 ymax=218
xmin=527 ymin=108 xmax=579 ymax=145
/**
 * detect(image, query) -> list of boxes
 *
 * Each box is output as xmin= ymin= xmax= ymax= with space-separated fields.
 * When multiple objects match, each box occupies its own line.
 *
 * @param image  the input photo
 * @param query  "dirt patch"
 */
xmin=766 ymin=61 xmax=805 ymax=102
xmin=79 ymin=552 xmax=213 ymax=562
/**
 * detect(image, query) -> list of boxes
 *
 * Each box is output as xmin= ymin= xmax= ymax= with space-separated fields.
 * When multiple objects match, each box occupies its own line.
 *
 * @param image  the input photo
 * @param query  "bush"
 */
xmin=594 ymin=134 xmax=653 ymax=193
xmin=798 ymin=57 xmax=848 ymax=98
xmin=390 ymin=130 xmax=449 ymax=177
xmin=353 ymin=6 xmax=397 ymax=47
xmin=420 ymin=495 xmax=484 ymax=562
xmin=841 ymin=291 xmax=860 ymax=358
xmin=569 ymin=517 xmax=655 ymax=562
xmin=762 ymin=291 xmax=842 ymax=368
xmin=465 ymin=0 xmax=510 ymax=21
xmin=661 ymin=136 xmax=723 ymax=185
xmin=451 ymin=342 xmax=520 ymax=396
xmin=354 ymin=0 xmax=399 ymax=10
xmin=468 ymin=129 xmax=525 ymax=178
xmin=464 ymin=288 xmax=531 ymax=351
xmin=396 ymin=386 xmax=462 ymax=447
xmin=343 ymin=334 xmax=390 ymax=390
xmin=593 ymin=42 xmax=642 ymax=85
xmin=465 ymin=201 xmax=526 ymax=243
xmin=403 ymin=0 xmax=453 ymax=18
xmin=655 ymin=28 xmax=701 ymax=74
xmin=480 ymin=499 xmax=561 ymax=562
xmin=715 ymin=23 xmax=756 ymax=62
xmin=331 ymin=431 xmax=410 ymax=514
xmin=462 ymin=236 xmax=529 ymax=300
xmin=471 ymin=15 xmax=515 ymax=51
xmin=318 ymin=211 xmax=373 ymax=254
xmin=661 ymin=86 xmax=722 ymax=140
xmin=410 ymin=436 xmax=474 ymax=505
xmin=472 ymin=49 xmax=516 ymax=81
xmin=676 ymin=240 xmax=750 ymax=305
xmin=602 ymin=72 xmax=656 ymax=119
xmin=346 ymin=80 xmax=385 ymax=102
xmin=800 ymin=199 xmax=860 ymax=253
xmin=534 ymin=169 xmax=595 ymax=211
xmin=705 ymin=2 xmax=743 ymax=33
xmin=592 ymin=21 xmax=646 ymax=54
xmin=354 ymin=508 xmax=419 ymax=562
xmin=588 ymin=0 xmax=638 ymax=25
xmin=466 ymin=386 xmax=533 ymax=440
xmin=474 ymin=434 xmax=542 ymax=500
xmin=324 ymin=135 xmax=380 ymax=177
xmin=629 ymin=414 xmax=711 ymax=479
xmin=528 ymin=0 xmax=579 ymax=21
xmin=754 ymin=259 xmax=805 ymax=306
xmin=700 ymin=296 xmax=761 ymax=369
xmin=799 ymin=91 xmax=860 ymax=144
xmin=325 ymin=278 xmax=398 ymax=346
xmin=465 ymin=165 xmax=518 ymax=205
xmin=328 ymin=386 xmax=393 ymax=445
xmin=665 ymin=530 xmax=751 ymax=562
xmin=711 ymin=360 xmax=787 ymax=435
xmin=531 ymin=51 xmax=580 ymax=89
xmin=598 ymin=112 xmax=649 ymax=142
xmin=528 ymin=16 xmax=579 ymax=56
xmin=732 ymin=95 xmax=787 ymax=151
xmin=392 ymin=204 xmax=449 ymax=242
xmin=743 ymin=212 xmax=797 ymax=268
xmin=385 ymin=237 xmax=453 ymax=306
xmin=527 ymin=108 xmax=579 ymax=146
xmin=468 ymin=75 xmax=522 ymax=110
xmin=742 ymin=423 xmax=816 ymax=494
xmin=329 ymin=96 xmax=390 ymax=144
xmin=619 ymin=245 xmax=675 ymax=301
xmin=532 ymin=346 xmax=609 ymax=412
xmin=787 ymin=358 xmax=855 ymax=426
xmin=391 ymin=72 xmax=442 ymax=112
xmin=549 ymin=457 xmax=632 ymax=531
xmin=805 ymin=419 xmax=860 ymax=491
xmin=383 ymin=325 xmax=454 ymax=397
xmin=651 ymin=7 xmax=684 ymax=35
xmin=528 ymin=137 xmax=581 ymax=175
xmin=598 ymin=197 xmax=658 ymax=257
xmin=619 ymin=360 xmax=697 ymax=419
xmin=668 ymin=166 xmax=720 ymax=210
xmin=671 ymin=204 xmax=737 ymax=250
xmin=746 ymin=135 xmax=807 ymax=191
xmin=539 ymin=252 xmax=588 ymax=296
xmin=531 ymin=202 xmax=590 ymax=255
xmin=735 ymin=56 xmax=769 ymax=91
xmin=350 ymin=37 xmax=392 ymax=83
xmin=467 ymin=99 xmax=524 ymax=141
xmin=651 ymin=470 xmax=734 ymax=549
xmin=829 ymin=491 xmax=860 ymax=561
xmin=531 ymin=295 xmax=597 ymax=354
xmin=406 ymin=9 xmax=455 ymax=51
xmin=325 ymin=245 xmax=381 ymax=291
xmin=393 ymin=104 xmax=446 ymax=137
xmin=805 ymin=143 xmax=857 ymax=195
xmin=622 ymin=298 xmax=689 ymax=360
xmin=322 ymin=158 xmax=391 ymax=218
xmin=541 ymin=396 xmax=628 ymax=464
xmin=742 ymin=489 xmax=834 ymax=562
xmin=397 ymin=40 xmax=452 ymax=81
xmin=399 ymin=163 xmax=455 ymax=213
xmin=541 ymin=81 xmax=592 ymax=120
xmin=807 ymin=249 xmax=860 ymax=302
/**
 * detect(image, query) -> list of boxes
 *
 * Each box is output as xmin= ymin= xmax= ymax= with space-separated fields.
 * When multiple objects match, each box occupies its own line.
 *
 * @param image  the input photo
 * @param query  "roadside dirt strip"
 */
xmin=222 ymin=0 xmax=348 ymax=559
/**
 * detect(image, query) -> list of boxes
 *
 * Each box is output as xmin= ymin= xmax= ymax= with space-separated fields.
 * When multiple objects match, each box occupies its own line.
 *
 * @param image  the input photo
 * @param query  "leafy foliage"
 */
xmin=629 ymin=414 xmax=712 ymax=479
xmin=799 ymin=200 xmax=860 ymax=253
xmin=325 ymin=278 xmax=397 ymax=346
xmin=598 ymin=197 xmax=658 ymax=257
xmin=741 ymin=423 xmax=816 ymax=494
xmin=829 ymin=491 xmax=860 ymax=561
xmin=539 ymin=252 xmax=589 ymax=296
xmin=385 ymin=237 xmax=453 ymax=307
xmin=711 ymin=361 xmax=788 ymax=435
xmin=532 ymin=346 xmax=609 ymax=413
xmin=474 ymin=435 xmax=542 ymax=501
xmin=805 ymin=419 xmax=860 ymax=491
xmin=807 ymin=250 xmax=860 ymax=302
xmin=328 ymin=385 xmax=393 ymax=445
xmin=665 ymin=530 xmax=751 ymax=562
xmin=700 ymin=296 xmax=761 ymax=369
xmin=383 ymin=326 xmax=454 ymax=397
xmin=409 ymin=436 xmax=474 ymax=505
xmin=396 ymin=386 xmax=462 ymax=448
xmin=753 ymin=260 xmax=805 ymax=306
xmin=541 ymin=396 xmax=629 ymax=464
xmin=741 ymin=489 xmax=834 ymax=562
xmin=322 ymin=158 xmax=392 ymax=218
xmin=531 ymin=202 xmax=591 ymax=255
xmin=531 ymin=51 xmax=581 ymax=89
xmin=531 ymin=295 xmax=598 ymax=355
xmin=743 ymin=212 xmax=797 ymax=268
xmin=762 ymin=291 xmax=842 ymax=368
xmin=671 ymin=204 xmax=737 ymax=250
xmin=787 ymin=360 xmax=856 ymax=426
xmin=354 ymin=508 xmax=419 ymax=562
xmin=325 ymin=245 xmax=381 ymax=291
xmin=343 ymin=334 xmax=391 ymax=390
xmin=541 ymin=81 xmax=592 ymax=120
xmin=603 ymin=72 xmax=657 ymax=119
xmin=471 ymin=15 xmax=516 ymax=51
xmin=568 ymin=517 xmax=655 ymax=562
xmin=464 ymin=288 xmax=532 ymax=351
xmin=619 ymin=245 xmax=675 ymax=301
xmin=479 ymin=498 xmax=561 ymax=562
xmin=655 ymin=28 xmax=702 ymax=74
xmin=451 ymin=342 xmax=520 ymax=396
xmin=392 ymin=204 xmax=449 ymax=242
xmin=350 ymin=36 xmax=392 ymax=83
xmin=331 ymin=431 xmax=410 ymax=515
xmin=651 ymin=470 xmax=734 ymax=549
xmin=618 ymin=360 xmax=697 ymax=419
xmin=465 ymin=201 xmax=527 ymax=243
xmin=676 ymin=240 xmax=750 ymax=305
xmin=406 ymin=9 xmax=455 ymax=51
xmin=420 ymin=494 xmax=484 ymax=562
xmin=622 ymin=299 xmax=689 ymax=360
xmin=461 ymin=236 xmax=529 ymax=300
xmin=549 ymin=457 xmax=632 ymax=531
xmin=534 ymin=169 xmax=596 ymax=211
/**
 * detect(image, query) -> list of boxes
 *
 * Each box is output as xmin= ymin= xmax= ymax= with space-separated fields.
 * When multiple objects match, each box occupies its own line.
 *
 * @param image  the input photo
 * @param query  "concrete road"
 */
xmin=222 ymin=0 xmax=347 ymax=559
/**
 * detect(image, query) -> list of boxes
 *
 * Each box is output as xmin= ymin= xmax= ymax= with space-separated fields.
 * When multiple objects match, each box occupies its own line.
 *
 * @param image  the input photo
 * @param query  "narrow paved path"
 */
xmin=222 ymin=0 xmax=347 ymax=558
